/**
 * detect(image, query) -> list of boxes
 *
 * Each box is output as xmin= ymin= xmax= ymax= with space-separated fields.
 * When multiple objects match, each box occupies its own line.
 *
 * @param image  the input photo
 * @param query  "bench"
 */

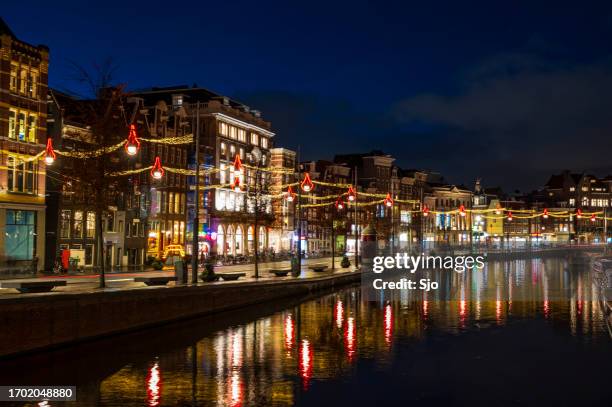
xmin=134 ymin=276 xmax=177 ymax=286
xmin=0 ymin=280 xmax=67 ymax=294
xmin=310 ymin=264 xmax=329 ymax=272
xmin=269 ymin=269 xmax=291 ymax=277
xmin=218 ymin=272 xmax=246 ymax=281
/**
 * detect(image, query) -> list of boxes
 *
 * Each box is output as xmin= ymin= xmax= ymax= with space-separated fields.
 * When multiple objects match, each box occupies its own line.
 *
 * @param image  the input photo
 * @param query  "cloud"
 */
xmin=394 ymin=54 xmax=612 ymax=190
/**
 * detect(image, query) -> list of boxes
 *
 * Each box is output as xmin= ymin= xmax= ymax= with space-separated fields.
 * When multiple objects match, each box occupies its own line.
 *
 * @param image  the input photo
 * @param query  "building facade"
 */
xmin=0 ymin=18 xmax=48 ymax=274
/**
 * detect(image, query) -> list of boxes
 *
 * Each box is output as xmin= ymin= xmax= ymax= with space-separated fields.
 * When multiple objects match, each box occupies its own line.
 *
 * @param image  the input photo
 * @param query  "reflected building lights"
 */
xmin=345 ymin=317 xmax=356 ymax=362
xmin=335 ymin=300 xmax=344 ymax=329
xmin=384 ymin=304 xmax=393 ymax=346
xmin=284 ymin=314 xmax=295 ymax=351
xmin=146 ymin=362 xmax=162 ymax=407
xmin=299 ymin=339 xmax=313 ymax=390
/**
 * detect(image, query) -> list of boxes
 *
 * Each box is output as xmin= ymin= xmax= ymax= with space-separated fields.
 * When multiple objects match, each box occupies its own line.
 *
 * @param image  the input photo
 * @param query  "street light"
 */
xmin=151 ymin=156 xmax=164 ymax=179
xmin=44 ymin=138 xmax=56 ymax=165
xmin=125 ymin=124 xmax=140 ymax=156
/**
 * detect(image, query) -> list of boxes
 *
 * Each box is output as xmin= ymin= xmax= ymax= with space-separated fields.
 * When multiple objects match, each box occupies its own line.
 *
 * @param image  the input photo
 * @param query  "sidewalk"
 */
xmin=0 ymin=256 xmax=358 ymax=299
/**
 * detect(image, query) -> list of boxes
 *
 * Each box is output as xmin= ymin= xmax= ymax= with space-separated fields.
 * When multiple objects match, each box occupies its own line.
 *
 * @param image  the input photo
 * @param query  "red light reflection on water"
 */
xmin=146 ymin=362 xmax=162 ymax=406
xmin=543 ymin=300 xmax=550 ymax=318
xmin=384 ymin=304 xmax=393 ymax=345
xmin=227 ymin=371 xmax=243 ymax=407
xmin=299 ymin=339 xmax=313 ymax=389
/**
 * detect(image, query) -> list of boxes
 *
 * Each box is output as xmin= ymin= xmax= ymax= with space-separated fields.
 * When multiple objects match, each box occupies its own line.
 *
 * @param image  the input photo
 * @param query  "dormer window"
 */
xmin=172 ymin=95 xmax=183 ymax=108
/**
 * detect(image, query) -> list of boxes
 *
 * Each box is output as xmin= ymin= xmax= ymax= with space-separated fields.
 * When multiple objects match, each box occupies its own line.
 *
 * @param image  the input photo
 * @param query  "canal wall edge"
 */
xmin=0 ymin=271 xmax=361 ymax=358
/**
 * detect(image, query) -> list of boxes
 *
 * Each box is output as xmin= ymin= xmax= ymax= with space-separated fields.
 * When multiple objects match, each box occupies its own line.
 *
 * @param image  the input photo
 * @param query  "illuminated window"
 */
xmin=28 ymin=70 xmax=38 ymax=98
xmin=73 ymin=211 xmax=83 ymax=238
xmin=27 ymin=114 xmax=37 ymax=142
xmin=569 ymin=187 xmax=575 ymax=192
xmin=220 ymin=142 xmax=226 ymax=156
xmin=6 ymin=210 xmax=36 ymax=260
xmin=219 ymin=122 xmax=228 ymax=136
xmin=261 ymin=137 xmax=268 ymax=149
xmin=8 ymin=109 xmax=16 ymax=139
xmin=229 ymin=126 xmax=237 ymax=139
xmin=19 ymin=69 xmax=27 ymax=94
xmin=60 ymin=210 xmax=71 ymax=238
xmin=251 ymin=133 xmax=259 ymax=145
xmin=86 ymin=212 xmax=95 ymax=238
xmin=237 ymin=128 xmax=246 ymax=142
xmin=220 ymin=162 xmax=227 ymax=184
xmin=7 ymin=156 xmax=36 ymax=193
xmin=168 ymin=192 xmax=174 ymax=214
xmin=230 ymin=144 xmax=236 ymax=157
xmin=9 ymin=63 xmax=17 ymax=92
xmin=18 ymin=112 xmax=25 ymax=140
xmin=569 ymin=198 xmax=575 ymax=206
xmin=175 ymin=193 xmax=181 ymax=214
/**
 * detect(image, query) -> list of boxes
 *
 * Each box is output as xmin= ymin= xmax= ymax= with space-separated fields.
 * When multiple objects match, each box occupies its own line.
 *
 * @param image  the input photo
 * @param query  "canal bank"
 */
xmin=0 ymin=270 xmax=361 ymax=358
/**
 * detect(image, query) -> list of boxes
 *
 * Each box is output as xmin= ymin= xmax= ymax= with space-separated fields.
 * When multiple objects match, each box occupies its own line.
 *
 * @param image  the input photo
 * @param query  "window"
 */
xmin=19 ymin=69 xmax=27 ymax=94
xmin=7 ymin=156 xmax=36 ymax=193
xmin=569 ymin=198 xmax=575 ymax=206
xmin=175 ymin=193 xmax=181 ymax=214
xmin=220 ymin=142 xmax=226 ymax=156
xmin=220 ymin=162 xmax=227 ymax=184
xmin=60 ymin=210 xmax=71 ymax=238
xmin=10 ymin=63 xmax=17 ymax=91
xmin=86 ymin=212 xmax=95 ymax=238
xmin=18 ymin=112 xmax=25 ymax=140
xmin=237 ymin=128 xmax=246 ymax=142
xmin=8 ymin=109 xmax=16 ymax=139
xmin=219 ymin=122 xmax=228 ymax=136
xmin=73 ymin=211 xmax=83 ymax=239
xmin=107 ymin=212 xmax=115 ymax=232
xmin=230 ymin=144 xmax=235 ymax=157
xmin=229 ymin=126 xmax=237 ymax=139
xmin=172 ymin=95 xmax=183 ymax=107
xmin=27 ymin=114 xmax=37 ymax=142
xmin=168 ymin=192 xmax=174 ymax=214
xmin=85 ymin=245 xmax=93 ymax=265
xmin=28 ymin=70 xmax=38 ymax=98
xmin=251 ymin=133 xmax=259 ymax=145
xmin=5 ymin=210 xmax=36 ymax=260
xmin=569 ymin=187 xmax=575 ymax=192
xmin=261 ymin=137 xmax=268 ymax=149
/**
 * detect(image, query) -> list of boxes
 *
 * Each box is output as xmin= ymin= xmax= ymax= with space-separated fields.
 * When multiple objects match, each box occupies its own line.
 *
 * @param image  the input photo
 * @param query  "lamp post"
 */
xmin=249 ymin=147 xmax=264 ymax=279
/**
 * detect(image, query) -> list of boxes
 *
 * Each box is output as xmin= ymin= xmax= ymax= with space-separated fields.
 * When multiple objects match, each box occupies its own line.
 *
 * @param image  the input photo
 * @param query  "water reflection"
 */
xmin=2 ymin=257 xmax=610 ymax=406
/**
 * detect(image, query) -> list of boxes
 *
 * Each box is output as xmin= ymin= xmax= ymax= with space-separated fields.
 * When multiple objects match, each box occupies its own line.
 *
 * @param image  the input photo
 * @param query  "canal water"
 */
xmin=1 ymin=257 xmax=610 ymax=406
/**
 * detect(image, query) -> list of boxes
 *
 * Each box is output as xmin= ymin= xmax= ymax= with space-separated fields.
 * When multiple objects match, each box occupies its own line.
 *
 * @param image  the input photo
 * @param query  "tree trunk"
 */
xmin=96 ymin=204 xmax=105 ymax=288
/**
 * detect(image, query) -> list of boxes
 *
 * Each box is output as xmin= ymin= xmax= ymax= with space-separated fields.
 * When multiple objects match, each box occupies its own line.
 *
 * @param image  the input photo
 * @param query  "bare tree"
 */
xmin=52 ymin=61 xmax=133 ymax=287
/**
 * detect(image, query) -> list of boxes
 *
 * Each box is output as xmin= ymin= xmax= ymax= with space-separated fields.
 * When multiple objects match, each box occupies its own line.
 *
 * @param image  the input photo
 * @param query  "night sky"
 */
xmin=4 ymin=1 xmax=612 ymax=192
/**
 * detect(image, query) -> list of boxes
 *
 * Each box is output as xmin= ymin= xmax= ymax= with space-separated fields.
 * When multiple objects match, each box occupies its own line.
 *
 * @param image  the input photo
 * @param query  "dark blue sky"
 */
xmin=4 ymin=1 xmax=612 ymax=191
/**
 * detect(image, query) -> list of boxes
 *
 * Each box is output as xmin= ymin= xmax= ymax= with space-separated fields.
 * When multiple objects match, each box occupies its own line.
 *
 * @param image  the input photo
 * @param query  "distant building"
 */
xmin=269 ymin=148 xmax=296 ymax=252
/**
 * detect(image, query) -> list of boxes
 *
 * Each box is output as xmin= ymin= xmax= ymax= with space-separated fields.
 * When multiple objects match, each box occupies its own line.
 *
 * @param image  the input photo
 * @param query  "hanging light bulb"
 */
xmin=335 ymin=197 xmax=345 ymax=210
xmin=576 ymin=209 xmax=583 ymax=219
xmin=543 ymin=208 xmax=549 ymax=219
xmin=459 ymin=204 xmax=466 ymax=217
xmin=423 ymin=205 xmax=429 ymax=217
xmin=591 ymin=213 xmax=596 ymax=222
xmin=384 ymin=193 xmax=394 ymax=208
xmin=124 ymin=124 xmax=140 ymax=156
xmin=347 ymin=186 xmax=356 ymax=202
xmin=495 ymin=204 xmax=501 ymax=215
xmin=301 ymin=172 xmax=314 ymax=192
xmin=507 ymin=211 xmax=513 ymax=221
xmin=286 ymin=185 xmax=296 ymax=202
xmin=150 ymin=156 xmax=164 ymax=179
xmin=44 ymin=138 xmax=56 ymax=165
